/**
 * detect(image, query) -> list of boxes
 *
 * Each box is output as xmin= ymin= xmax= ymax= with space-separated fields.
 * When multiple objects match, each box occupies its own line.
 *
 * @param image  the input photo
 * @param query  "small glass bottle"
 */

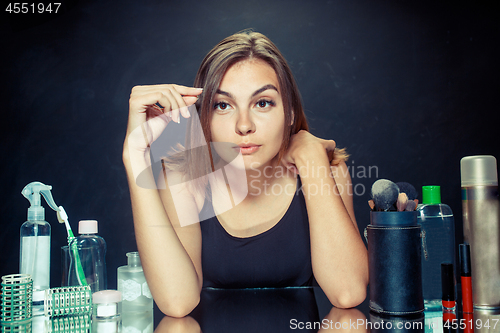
xmin=117 ymin=252 xmax=153 ymax=312
xmin=417 ymin=186 xmax=455 ymax=311
xmin=68 ymin=220 xmax=107 ymax=292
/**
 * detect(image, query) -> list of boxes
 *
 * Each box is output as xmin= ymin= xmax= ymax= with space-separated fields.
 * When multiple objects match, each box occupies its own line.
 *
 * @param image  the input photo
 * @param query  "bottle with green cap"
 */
xmin=417 ymin=185 xmax=455 ymax=311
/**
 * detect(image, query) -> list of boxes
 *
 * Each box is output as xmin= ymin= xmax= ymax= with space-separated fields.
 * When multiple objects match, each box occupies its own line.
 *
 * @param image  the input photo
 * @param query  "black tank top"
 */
xmin=200 ymin=179 xmax=313 ymax=288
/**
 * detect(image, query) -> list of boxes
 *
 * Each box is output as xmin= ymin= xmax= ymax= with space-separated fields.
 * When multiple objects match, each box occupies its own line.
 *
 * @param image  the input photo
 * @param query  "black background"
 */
xmin=1 ymin=0 xmax=499 ymax=292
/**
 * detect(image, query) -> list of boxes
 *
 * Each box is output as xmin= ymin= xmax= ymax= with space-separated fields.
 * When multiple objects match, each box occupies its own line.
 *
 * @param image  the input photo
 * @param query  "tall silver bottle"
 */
xmin=461 ymin=155 xmax=500 ymax=309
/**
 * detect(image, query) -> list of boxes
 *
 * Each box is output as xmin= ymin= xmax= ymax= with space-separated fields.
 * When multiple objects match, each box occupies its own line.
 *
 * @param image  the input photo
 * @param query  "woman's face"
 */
xmin=210 ymin=59 xmax=285 ymax=171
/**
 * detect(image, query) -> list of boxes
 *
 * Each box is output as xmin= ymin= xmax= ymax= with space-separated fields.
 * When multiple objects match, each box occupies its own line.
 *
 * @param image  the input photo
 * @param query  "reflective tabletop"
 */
xmin=3 ymin=286 xmax=500 ymax=332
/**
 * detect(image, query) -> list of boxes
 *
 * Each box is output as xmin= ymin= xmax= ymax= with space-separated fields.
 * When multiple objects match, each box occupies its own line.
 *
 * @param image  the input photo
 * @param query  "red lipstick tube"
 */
xmin=441 ymin=263 xmax=456 ymax=310
xmin=460 ymin=244 xmax=473 ymax=313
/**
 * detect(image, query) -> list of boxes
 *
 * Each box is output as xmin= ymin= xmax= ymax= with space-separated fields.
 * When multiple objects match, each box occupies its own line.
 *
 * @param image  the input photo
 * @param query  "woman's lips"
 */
xmin=234 ymin=144 xmax=261 ymax=155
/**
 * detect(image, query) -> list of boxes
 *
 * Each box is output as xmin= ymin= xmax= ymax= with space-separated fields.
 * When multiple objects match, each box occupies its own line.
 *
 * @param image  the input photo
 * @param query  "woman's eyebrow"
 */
xmin=216 ymin=84 xmax=279 ymax=99
xmin=215 ymin=89 xmax=234 ymax=99
xmin=251 ymin=84 xmax=278 ymax=97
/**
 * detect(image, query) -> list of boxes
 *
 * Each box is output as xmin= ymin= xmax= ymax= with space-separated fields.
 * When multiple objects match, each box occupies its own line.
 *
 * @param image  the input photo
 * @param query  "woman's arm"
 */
xmin=123 ymin=84 xmax=203 ymax=317
xmin=282 ymin=130 xmax=369 ymax=308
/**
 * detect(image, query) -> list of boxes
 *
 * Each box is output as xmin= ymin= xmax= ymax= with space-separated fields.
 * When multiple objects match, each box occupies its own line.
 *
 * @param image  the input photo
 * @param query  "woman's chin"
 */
xmin=221 ymin=157 xmax=260 ymax=172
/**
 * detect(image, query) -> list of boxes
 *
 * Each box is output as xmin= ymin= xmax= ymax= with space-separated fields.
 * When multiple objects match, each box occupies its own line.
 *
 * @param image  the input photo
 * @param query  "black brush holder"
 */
xmin=367 ymin=211 xmax=424 ymax=316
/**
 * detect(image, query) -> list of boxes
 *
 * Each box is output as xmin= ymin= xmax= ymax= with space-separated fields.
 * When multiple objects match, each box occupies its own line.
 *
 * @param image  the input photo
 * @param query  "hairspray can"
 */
xmin=461 ymin=155 xmax=500 ymax=309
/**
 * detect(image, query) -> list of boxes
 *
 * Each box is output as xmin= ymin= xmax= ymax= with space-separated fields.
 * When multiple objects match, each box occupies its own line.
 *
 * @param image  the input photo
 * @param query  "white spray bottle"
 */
xmin=20 ymin=181 xmax=60 ymax=302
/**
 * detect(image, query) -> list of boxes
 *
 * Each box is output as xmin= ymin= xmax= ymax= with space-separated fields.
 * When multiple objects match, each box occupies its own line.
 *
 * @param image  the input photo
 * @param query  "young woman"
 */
xmin=123 ymin=31 xmax=368 ymax=318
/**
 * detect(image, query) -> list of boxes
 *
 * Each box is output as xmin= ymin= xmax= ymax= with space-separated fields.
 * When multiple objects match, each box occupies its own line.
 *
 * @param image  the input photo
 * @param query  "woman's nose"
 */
xmin=235 ymin=111 xmax=256 ymax=135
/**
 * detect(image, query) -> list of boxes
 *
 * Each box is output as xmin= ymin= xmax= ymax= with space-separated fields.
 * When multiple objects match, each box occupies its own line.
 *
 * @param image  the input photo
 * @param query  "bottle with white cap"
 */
xmin=68 ymin=220 xmax=107 ymax=293
xmin=461 ymin=155 xmax=500 ymax=309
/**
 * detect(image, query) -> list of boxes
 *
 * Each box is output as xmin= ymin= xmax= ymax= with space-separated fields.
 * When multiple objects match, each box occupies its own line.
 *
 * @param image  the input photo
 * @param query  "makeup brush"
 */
xmin=368 ymin=199 xmax=376 ymax=211
xmin=405 ymin=200 xmax=417 ymax=211
xmin=395 ymin=182 xmax=418 ymax=201
xmin=371 ymin=179 xmax=400 ymax=211
xmin=397 ymin=192 xmax=408 ymax=211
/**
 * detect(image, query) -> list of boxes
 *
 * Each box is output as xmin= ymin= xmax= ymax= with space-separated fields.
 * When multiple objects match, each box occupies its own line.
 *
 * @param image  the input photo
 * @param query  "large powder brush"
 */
xmin=371 ymin=179 xmax=400 ymax=211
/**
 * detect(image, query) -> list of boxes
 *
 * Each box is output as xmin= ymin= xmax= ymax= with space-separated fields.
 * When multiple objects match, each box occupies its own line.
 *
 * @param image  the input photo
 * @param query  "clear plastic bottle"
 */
xmin=20 ymin=217 xmax=50 ymax=301
xmin=117 ymin=252 xmax=153 ymax=312
xmin=68 ymin=220 xmax=107 ymax=293
xmin=20 ymin=182 xmax=60 ymax=303
xmin=417 ymin=185 xmax=455 ymax=311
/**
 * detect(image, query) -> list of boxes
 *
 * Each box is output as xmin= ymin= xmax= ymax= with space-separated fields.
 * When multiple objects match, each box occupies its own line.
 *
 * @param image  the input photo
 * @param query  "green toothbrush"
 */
xmin=57 ymin=206 xmax=87 ymax=286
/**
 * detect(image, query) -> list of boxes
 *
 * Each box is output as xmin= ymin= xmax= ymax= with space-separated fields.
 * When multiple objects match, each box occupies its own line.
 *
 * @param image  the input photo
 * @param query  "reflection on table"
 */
xmin=3 ymin=287 xmax=500 ymax=332
xmin=156 ymin=287 xmax=367 ymax=333
xmin=153 ymin=287 xmax=500 ymax=333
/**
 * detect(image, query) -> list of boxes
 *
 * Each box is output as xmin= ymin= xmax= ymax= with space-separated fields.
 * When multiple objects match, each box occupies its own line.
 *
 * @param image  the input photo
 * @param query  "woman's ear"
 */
xmin=290 ymin=110 xmax=294 ymax=126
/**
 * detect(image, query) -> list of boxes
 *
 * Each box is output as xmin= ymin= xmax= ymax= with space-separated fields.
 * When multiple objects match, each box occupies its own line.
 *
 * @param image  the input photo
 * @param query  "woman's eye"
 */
xmin=256 ymin=99 xmax=275 ymax=109
xmin=214 ymin=102 xmax=231 ymax=111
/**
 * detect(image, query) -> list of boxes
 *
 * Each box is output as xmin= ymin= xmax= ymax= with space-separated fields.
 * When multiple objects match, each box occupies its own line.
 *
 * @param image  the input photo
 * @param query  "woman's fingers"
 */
xmin=132 ymin=84 xmax=202 ymax=106
xmin=321 ymin=139 xmax=336 ymax=151
xmin=132 ymin=84 xmax=202 ymax=97
xmin=161 ymin=89 xmax=183 ymax=123
xmin=127 ymin=84 xmax=203 ymax=152
xmin=170 ymin=85 xmax=202 ymax=121
xmin=319 ymin=139 xmax=337 ymax=162
xmin=131 ymin=84 xmax=202 ymax=123
xmin=182 ymin=95 xmax=199 ymax=106
xmin=282 ymin=131 xmax=337 ymax=173
xmin=319 ymin=139 xmax=336 ymax=163
xmin=170 ymin=84 xmax=203 ymax=98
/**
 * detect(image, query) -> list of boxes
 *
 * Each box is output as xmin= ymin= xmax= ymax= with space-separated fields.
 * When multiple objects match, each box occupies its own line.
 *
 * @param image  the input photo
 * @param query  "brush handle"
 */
xmin=397 ymin=193 xmax=408 ymax=211
xmin=68 ymin=236 xmax=88 ymax=286
xmin=59 ymin=208 xmax=88 ymax=286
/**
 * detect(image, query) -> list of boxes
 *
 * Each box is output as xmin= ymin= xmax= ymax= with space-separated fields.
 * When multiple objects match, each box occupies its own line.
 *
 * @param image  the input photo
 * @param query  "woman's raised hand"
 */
xmin=281 ymin=130 xmax=336 ymax=175
xmin=126 ymin=84 xmax=203 ymax=153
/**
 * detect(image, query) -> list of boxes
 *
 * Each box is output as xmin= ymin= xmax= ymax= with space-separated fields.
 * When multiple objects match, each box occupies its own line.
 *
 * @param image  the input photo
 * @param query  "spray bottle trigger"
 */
xmin=40 ymin=187 xmax=59 ymax=212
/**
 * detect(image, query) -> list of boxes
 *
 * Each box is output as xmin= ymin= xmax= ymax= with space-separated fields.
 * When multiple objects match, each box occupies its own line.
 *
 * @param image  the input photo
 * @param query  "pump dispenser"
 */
xmin=20 ymin=181 xmax=60 ymax=302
